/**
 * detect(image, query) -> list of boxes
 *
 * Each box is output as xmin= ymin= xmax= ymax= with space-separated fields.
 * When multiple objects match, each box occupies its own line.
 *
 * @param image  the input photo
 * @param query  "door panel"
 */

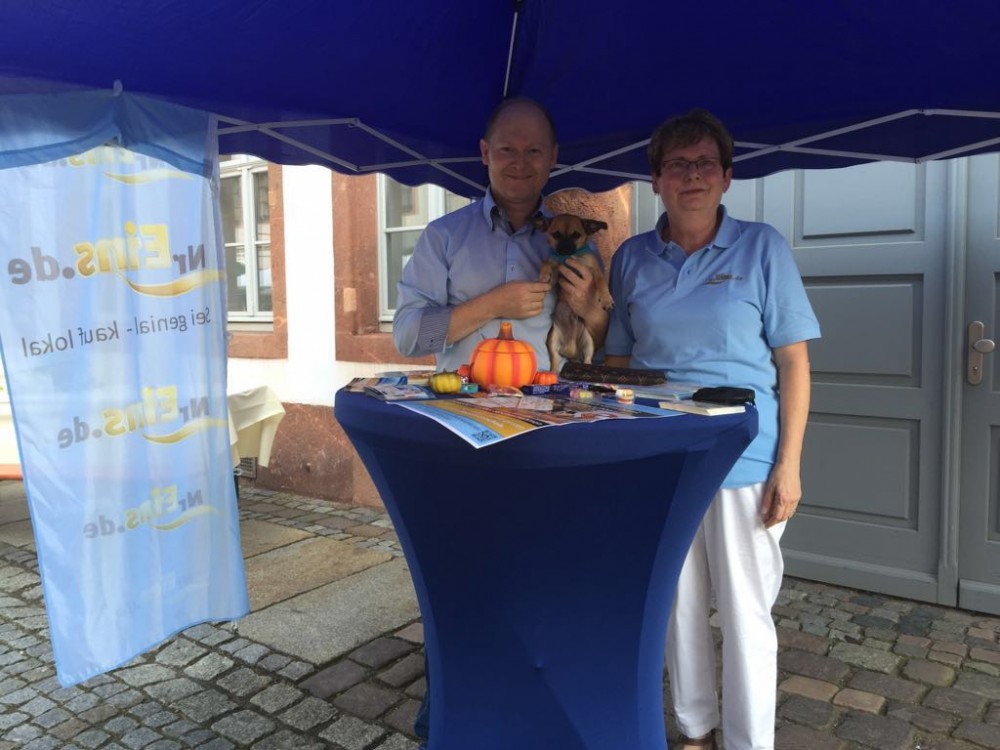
xmin=960 ymin=156 xmax=1000 ymax=615
xmin=752 ymin=164 xmax=949 ymax=603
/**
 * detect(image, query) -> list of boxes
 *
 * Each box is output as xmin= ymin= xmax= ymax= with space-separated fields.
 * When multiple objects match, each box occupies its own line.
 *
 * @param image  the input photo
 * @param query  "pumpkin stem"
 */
xmin=497 ymin=321 xmax=514 ymax=340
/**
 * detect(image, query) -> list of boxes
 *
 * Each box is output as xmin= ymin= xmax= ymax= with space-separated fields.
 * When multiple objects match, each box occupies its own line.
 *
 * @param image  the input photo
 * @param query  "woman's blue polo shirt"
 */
xmin=606 ymin=208 xmax=821 ymax=487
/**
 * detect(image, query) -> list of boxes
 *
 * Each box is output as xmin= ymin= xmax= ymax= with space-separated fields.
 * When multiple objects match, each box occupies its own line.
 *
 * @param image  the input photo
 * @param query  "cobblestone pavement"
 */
xmin=0 ymin=479 xmax=998 ymax=749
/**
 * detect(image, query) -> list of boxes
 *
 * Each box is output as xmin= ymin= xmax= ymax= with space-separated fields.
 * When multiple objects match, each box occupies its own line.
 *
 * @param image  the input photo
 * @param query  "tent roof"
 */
xmin=1 ymin=0 xmax=998 ymax=197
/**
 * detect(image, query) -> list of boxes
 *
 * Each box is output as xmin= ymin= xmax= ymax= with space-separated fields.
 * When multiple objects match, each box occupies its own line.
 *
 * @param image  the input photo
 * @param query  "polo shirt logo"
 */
xmin=706 ymin=273 xmax=742 ymax=285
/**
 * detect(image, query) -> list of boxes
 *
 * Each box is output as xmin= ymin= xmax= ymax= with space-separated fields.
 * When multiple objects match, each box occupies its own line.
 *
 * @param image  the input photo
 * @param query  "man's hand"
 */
xmin=489 ymin=280 xmax=552 ymax=319
xmin=760 ymin=462 xmax=802 ymax=528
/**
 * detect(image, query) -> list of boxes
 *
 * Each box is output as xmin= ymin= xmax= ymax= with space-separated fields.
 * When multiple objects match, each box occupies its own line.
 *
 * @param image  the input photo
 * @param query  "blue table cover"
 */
xmin=335 ymin=390 xmax=757 ymax=750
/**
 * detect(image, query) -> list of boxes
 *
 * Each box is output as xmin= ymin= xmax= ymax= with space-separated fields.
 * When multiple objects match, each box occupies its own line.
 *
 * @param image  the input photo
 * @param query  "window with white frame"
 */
xmin=220 ymin=155 xmax=272 ymax=321
xmin=378 ymin=175 xmax=470 ymax=322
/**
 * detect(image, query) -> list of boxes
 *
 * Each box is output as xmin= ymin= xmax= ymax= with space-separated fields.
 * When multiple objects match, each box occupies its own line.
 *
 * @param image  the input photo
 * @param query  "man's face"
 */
xmin=480 ymin=104 xmax=558 ymax=213
xmin=652 ymin=135 xmax=732 ymax=219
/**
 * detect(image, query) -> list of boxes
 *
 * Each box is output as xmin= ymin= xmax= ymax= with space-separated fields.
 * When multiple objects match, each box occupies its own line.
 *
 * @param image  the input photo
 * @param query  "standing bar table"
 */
xmin=335 ymin=390 xmax=757 ymax=750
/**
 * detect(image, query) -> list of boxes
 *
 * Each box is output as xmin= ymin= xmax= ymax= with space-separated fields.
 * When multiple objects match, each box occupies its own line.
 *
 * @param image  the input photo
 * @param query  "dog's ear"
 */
xmin=532 ymin=215 xmax=550 ymax=232
xmin=582 ymin=219 xmax=608 ymax=236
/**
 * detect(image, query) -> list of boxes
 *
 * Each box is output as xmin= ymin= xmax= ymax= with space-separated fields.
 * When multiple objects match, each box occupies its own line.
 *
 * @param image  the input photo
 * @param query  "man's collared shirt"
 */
xmin=393 ymin=189 xmax=555 ymax=373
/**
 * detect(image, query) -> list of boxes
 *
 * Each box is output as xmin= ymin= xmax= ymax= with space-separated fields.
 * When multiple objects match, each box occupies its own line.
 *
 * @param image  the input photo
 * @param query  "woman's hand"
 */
xmin=760 ymin=462 xmax=801 ymax=528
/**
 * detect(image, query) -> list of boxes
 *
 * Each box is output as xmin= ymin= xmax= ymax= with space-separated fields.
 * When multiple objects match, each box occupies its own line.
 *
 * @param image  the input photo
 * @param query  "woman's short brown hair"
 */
xmin=647 ymin=108 xmax=734 ymax=175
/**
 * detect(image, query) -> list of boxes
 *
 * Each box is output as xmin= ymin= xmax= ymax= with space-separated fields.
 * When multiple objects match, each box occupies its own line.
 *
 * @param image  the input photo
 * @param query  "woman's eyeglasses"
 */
xmin=659 ymin=157 xmax=722 ymax=177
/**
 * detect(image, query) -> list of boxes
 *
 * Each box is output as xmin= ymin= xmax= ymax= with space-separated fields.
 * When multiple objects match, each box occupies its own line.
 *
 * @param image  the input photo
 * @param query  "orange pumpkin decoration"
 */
xmin=469 ymin=322 xmax=537 ymax=388
xmin=533 ymin=370 xmax=558 ymax=386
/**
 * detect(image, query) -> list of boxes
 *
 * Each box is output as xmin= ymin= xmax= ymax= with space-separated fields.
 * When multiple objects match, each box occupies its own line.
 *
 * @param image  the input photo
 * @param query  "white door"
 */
xmin=959 ymin=155 xmax=1000 ymax=615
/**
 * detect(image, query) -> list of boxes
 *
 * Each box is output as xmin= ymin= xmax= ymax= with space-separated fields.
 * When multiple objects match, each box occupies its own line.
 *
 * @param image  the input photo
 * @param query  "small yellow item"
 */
xmin=569 ymin=387 xmax=594 ymax=401
xmin=615 ymin=388 xmax=635 ymax=404
xmin=428 ymin=371 xmax=463 ymax=394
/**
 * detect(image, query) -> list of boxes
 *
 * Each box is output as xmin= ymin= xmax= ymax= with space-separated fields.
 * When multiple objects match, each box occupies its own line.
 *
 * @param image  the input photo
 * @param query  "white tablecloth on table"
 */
xmin=228 ymin=385 xmax=285 ymax=468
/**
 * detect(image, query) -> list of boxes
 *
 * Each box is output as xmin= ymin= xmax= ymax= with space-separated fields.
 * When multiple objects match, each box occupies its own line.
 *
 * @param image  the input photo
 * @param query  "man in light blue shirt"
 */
xmin=394 ymin=98 xmax=608 ymax=373
xmin=392 ymin=97 xmax=609 ymax=748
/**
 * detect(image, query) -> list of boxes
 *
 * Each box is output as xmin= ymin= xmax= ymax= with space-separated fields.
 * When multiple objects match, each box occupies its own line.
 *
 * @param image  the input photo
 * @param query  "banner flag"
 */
xmin=0 ymin=91 xmax=248 ymax=686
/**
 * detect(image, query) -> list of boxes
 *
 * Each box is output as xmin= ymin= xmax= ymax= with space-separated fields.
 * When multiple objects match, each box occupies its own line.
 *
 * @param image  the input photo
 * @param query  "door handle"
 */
xmin=968 ymin=321 xmax=996 ymax=385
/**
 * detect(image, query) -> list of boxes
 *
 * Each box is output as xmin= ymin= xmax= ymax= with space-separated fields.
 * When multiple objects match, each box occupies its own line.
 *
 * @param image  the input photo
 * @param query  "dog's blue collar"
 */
xmin=549 ymin=243 xmax=595 ymax=264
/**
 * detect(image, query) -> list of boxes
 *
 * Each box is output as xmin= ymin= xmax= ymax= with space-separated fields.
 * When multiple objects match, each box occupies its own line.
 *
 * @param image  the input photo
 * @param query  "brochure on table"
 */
xmin=393 ymin=394 xmax=680 ymax=449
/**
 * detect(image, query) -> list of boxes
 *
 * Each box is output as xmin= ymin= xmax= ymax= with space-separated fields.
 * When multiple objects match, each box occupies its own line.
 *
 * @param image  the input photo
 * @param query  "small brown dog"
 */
xmin=533 ymin=213 xmax=613 ymax=372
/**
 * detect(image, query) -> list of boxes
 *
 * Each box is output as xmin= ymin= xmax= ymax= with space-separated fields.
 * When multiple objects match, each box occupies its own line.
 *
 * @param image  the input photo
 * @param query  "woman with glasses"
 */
xmin=604 ymin=109 xmax=821 ymax=750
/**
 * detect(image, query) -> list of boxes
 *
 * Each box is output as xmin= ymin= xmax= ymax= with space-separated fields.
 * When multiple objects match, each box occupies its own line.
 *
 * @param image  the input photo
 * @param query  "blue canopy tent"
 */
xmin=0 ymin=0 xmax=998 ymax=195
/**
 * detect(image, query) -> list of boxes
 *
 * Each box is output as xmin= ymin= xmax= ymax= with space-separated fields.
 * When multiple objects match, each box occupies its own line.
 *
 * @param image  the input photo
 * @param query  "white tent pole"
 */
xmin=213 ymin=116 xmax=486 ymax=192
xmin=217 ymin=117 xmax=358 ymax=135
xmin=549 ymin=138 xmax=651 ymax=179
xmin=501 ymin=1 xmax=522 ymax=99
xmin=922 ymin=134 xmax=1000 ymax=161
xmin=351 ymin=122 xmax=486 ymax=191
xmin=924 ymin=109 xmax=1000 ymax=120
xmin=737 ymin=110 xmax=921 ymax=161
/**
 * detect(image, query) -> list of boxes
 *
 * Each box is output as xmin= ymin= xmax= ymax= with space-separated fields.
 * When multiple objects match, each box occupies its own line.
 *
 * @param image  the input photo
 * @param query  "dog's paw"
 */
xmin=600 ymin=295 xmax=615 ymax=312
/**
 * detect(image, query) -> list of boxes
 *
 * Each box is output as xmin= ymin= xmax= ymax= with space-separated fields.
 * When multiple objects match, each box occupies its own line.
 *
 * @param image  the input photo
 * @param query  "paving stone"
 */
xmin=373 ymin=734 xmax=421 ymax=750
xmin=903 ymin=659 xmax=956 ymax=686
xmin=237 ymin=559 xmax=419 ymax=664
xmin=953 ymin=671 xmax=1000 ymax=700
xmin=894 ymin=640 xmax=929 ymax=658
xmin=103 ymin=716 xmax=139 ymax=734
xmin=211 ymin=710 xmax=274 ymax=745
xmin=777 ymin=627 xmax=830 ymax=655
xmin=160 ymin=720 xmax=199 ymax=740
xmin=300 ymin=660 xmax=368 ymax=699
xmin=184 ymin=653 xmax=234 ymax=681
xmin=106 ymin=687 xmax=145 ymax=709
xmin=21 ymin=694 xmax=56 ymax=716
xmin=886 ymin=703 xmax=960 ymax=734
xmin=832 ymin=688 xmax=884 ymax=714
xmin=0 ymin=712 xmax=28 ymax=731
xmin=173 ymin=689 xmax=238 ymax=723
xmin=404 ymin=677 xmax=426 ymax=699
xmin=216 ymin=667 xmax=270 ymax=697
xmin=276 ymin=661 xmax=312 ymax=681
xmin=2 ymin=723 xmax=41 ymax=744
xmin=232 ymin=643 xmax=270 ymax=665
xmin=78 ymin=703 xmax=120 ymax=724
xmin=383 ymin=698 xmax=421 ymax=736
xmin=953 ymin=719 xmax=1000 ymax=749
xmin=929 ymin=650 xmax=964 ymax=668
xmin=835 ymin=713 xmax=913 ymax=749
xmin=923 ymin=686 xmax=989 ymax=716
xmin=778 ymin=650 xmax=851 ymax=684
xmin=349 ymin=637 xmax=417 ymax=669
xmin=319 ymin=715 xmax=387 ymax=750
xmin=278 ymin=695 xmax=337 ymax=731
xmin=75 ymin=740 xmax=116 ymax=750
xmin=854 ymin=614 xmax=898 ymax=631
xmin=249 ymin=683 xmax=303 ymax=713
xmin=154 ymin=640 xmax=207 ymax=668
xmin=257 ymin=654 xmax=292 ymax=673
xmin=829 ymin=642 xmax=903 ymax=673
xmin=35 ymin=706 xmax=71 ymax=728
xmin=970 ymin=647 xmax=1000 ymax=665
xmin=120 ymin=726 xmax=163 ymax=748
xmin=377 ymin=653 xmax=425 ymax=688
xmin=20 ymin=738 xmax=61 ymax=750
xmin=239 ymin=519 xmax=312 ymax=558
xmin=779 ymin=675 xmax=838 ymax=702
xmin=847 ymin=670 xmax=927 ymax=703
xmin=249 ymin=729 xmax=327 ymax=749
xmin=0 ymin=685 xmax=37 ymax=705
xmin=143 ymin=678 xmax=203 ymax=703
xmin=332 ymin=681 xmax=402 ymax=720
